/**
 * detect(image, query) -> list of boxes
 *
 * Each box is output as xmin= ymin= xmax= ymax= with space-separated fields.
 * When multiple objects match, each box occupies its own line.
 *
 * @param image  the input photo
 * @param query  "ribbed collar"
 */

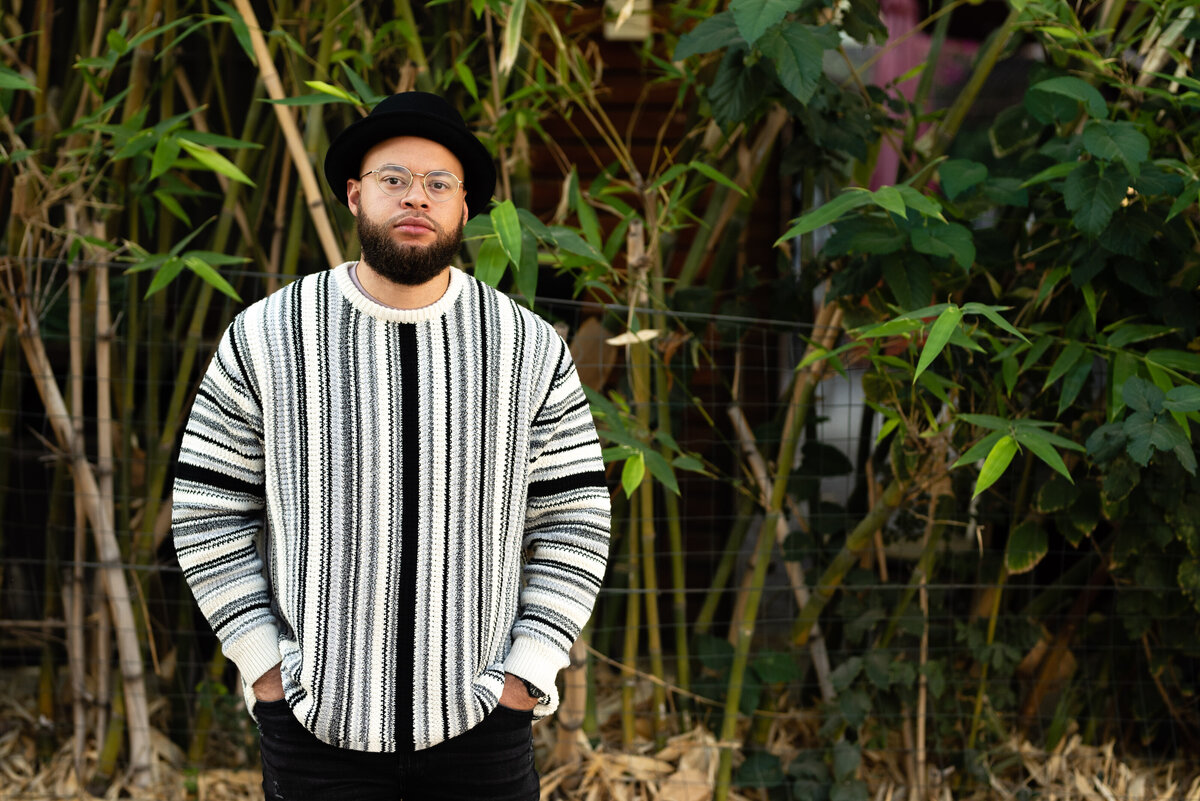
xmin=332 ymin=262 xmax=467 ymax=324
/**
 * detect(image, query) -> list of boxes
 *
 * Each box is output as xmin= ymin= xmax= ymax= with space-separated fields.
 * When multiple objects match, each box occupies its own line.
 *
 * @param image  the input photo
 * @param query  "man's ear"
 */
xmin=346 ymin=179 xmax=361 ymax=216
xmin=461 ymin=198 xmax=469 ymax=226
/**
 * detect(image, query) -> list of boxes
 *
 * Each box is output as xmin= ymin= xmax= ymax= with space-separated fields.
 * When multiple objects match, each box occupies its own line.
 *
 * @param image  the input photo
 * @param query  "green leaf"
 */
xmin=151 ymin=135 xmax=182 ymax=180
xmin=303 ymin=80 xmax=360 ymax=104
xmin=1013 ymin=428 xmax=1073 ymax=480
xmin=211 ymin=0 xmax=256 ymax=64
xmin=643 ymin=449 xmax=681 ymax=495
xmin=473 ymin=237 xmax=508 ymax=287
xmin=1104 ymin=324 xmax=1176 ymax=349
xmin=832 ymin=741 xmax=861 ymax=783
xmin=730 ymin=0 xmax=797 ymax=45
xmin=1123 ymin=376 xmax=1164 ymax=414
xmin=264 ymin=93 xmax=348 ymax=106
xmin=1082 ymin=120 xmax=1150 ymax=176
xmin=708 ymin=47 xmax=767 ymax=128
xmin=183 ymin=255 xmax=242 ymax=302
xmin=1057 ymin=356 xmax=1093 ymax=416
xmin=1005 ymin=520 xmax=1048 ymax=574
xmin=939 ymin=159 xmax=988 ymax=201
xmin=973 ymin=435 xmax=1018 ymax=497
xmin=1164 ymin=386 xmax=1200 ymax=413
xmin=895 ymin=186 xmax=945 ymax=219
xmin=1035 ymin=474 xmax=1079 ymax=513
xmin=106 ymin=28 xmax=130 ymax=55
xmin=674 ymin=11 xmax=742 ymax=59
xmin=1147 ymin=349 xmax=1200 ymax=376
xmin=1043 ymin=342 xmax=1087 ymax=391
xmin=1063 ymin=162 xmax=1128 ymax=237
xmin=961 ymin=303 xmax=1029 ymax=342
xmin=872 ymin=185 xmax=906 ymax=218
xmin=177 ymin=139 xmax=254 ymax=186
xmin=776 ymin=190 xmax=873 ymax=243
xmin=491 ymin=200 xmax=522 ymax=268
xmin=910 ymin=222 xmax=974 ymax=269
xmin=982 ymin=177 xmax=1029 ymax=207
xmin=1027 ymin=76 xmax=1107 ymax=118
xmin=153 ymin=190 xmax=191 ymax=226
xmin=758 ymin=23 xmax=830 ymax=104
xmin=1167 ymin=180 xmax=1199 ymax=222
xmin=752 ymin=651 xmax=802 ymax=684
xmin=829 ymin=656 xmax=862 ymax=692
xmin=620 ymin=451 xmax=645 ymax=498
xmin=143 ymin=256 xmax=186 ymax=299
xmin=1020 ymin=160 xmax=1082 ymax=189
xmin=689 ymin=160 xmax=748 ymax=197
xmin=913 ymin=305 xmax=962 ymax=382
xmin=514 ymin=228 xmax=538 ymax=304
xmin=0 ymin=66 xmax=38 ymax=92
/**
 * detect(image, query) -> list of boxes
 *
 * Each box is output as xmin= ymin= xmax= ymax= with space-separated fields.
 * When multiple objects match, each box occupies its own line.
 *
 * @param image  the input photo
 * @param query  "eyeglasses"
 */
xmin=359 ymin=164 xmax=464 ymax=202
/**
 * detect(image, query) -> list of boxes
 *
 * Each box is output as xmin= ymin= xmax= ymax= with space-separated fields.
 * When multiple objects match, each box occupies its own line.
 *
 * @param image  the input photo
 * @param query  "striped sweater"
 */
xmin=172 ymin=263 xmax=610 ymax=752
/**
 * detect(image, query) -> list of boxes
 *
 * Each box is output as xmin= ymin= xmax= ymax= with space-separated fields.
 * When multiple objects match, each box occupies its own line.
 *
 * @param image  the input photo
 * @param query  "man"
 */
xmin=173 ymin=92 xmax=611 ymax=800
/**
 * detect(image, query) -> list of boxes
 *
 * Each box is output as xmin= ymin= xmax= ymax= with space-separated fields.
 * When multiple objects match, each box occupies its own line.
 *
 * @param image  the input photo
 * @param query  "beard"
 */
xmin=356 ymin=210 xmax=463 ymax=287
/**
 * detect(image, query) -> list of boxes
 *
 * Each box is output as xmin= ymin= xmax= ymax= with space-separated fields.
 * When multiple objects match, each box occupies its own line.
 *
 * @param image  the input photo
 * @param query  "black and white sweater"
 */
xmin=172 ymin=264 xmax=610 ymax=752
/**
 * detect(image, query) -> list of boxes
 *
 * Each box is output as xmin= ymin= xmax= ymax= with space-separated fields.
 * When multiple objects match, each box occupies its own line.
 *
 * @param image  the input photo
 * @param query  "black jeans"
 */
xmin=255 ymin=699 xmax=539 ymax=800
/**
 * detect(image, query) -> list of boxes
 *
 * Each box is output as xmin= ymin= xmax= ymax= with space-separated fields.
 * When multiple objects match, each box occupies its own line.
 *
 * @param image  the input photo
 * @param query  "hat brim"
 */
xmin=324 ymin=110 xmax=496 ymax=219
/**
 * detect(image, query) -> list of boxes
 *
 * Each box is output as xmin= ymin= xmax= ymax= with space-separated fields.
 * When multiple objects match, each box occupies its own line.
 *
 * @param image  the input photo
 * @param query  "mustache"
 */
xmin=389 ymin=212 xmax=440 ymax=232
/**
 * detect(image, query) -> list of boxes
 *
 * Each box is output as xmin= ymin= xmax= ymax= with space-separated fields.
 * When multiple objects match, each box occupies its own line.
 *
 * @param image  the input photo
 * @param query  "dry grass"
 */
xmin=1 ymin=674 xmax=1195 ymax=801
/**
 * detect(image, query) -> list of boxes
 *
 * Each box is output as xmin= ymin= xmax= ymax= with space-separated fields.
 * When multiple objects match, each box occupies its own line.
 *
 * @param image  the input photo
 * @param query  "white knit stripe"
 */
xmin=173 ymin=264 xmax=610 ymax=753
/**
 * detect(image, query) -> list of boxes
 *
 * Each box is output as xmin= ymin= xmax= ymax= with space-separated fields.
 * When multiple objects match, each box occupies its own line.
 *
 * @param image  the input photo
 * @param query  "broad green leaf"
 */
xmin=914 ymin=305 xmax=962 ymax=383
xmin=1082 ymin=120 xmax=1149 ymax=176
xmin=952 ymin=429 xmax=1005 ymax=468
xmin=517 ymin=208 xmax=552 ymax=240
xmin=183 ymin=255 xmax=242 ymax=302
xmin=775 ymin=189 xmax=873 ymax=243
xmin=872 ymin=185 xmax=906 ymax=217
xmin=177 ymin=139 xmax=254 ymax=186
xmin=514 ymin=228 xmax=538 ymax=304
xmin=973 ymin=434 xmax=1018 ymax=497
xmin=1027 ymin=76 xmax=1107 ymax=118
xmin=1167 ymin=180 xmax=1199 ymax=222
xmin=106 ymin=29 xmax=130 ymax=55
xmin=1005 ymin=520 xmax=1048 ymax=574
xmin=689 ymin=160 xmax=747 ymax=196
xmin=1109 ymin=351 xmax=1138 ymax=421
xmin=730 ymin=0 xmax=796 ymax=45
xmin=708 ymin=47 xmax=767 ymax=128
xmin=620 ymin=451 xmax=645 ymax=498
xmin=491 ymin=200 xmax=522 ymax=267
xmin=1062 ymin=161 xmax=1128 ymax=237
xmin=758 ymin=23 xmax=830 ymax=103
xmin=895 ymin=185 xmax=945 ymax=218
xmin=454 ymin=60 xmax=479 ymax=101
xmin=1058 ymin=357 xmax=1093 ymax=416
xmin=551 ymin=227 xmax=607 ymax=264
xmin=1122 ymin=375 xmax=1164 ymax=414
xmin=939 ymin=159 xmax=988 ymax=201
xmin=473 ymin=237 xmax=508 ymax=287
xmin=1164 ymin=386 xmax=1200 ymax=413
xmin=911 ymin=222 xmax=974 ymax=269
xmin=674 ymin=11 xmax=741 ymax=59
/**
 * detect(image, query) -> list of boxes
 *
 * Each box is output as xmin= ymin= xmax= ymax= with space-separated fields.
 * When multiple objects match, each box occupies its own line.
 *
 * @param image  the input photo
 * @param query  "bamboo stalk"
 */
xmin=620 ymin=493 xmax=641 ymax=749
xmin=692 ymin=494 xmax=755 ymax=637
xmin=233 ymin=0 xmax=343 ymax=268
xmin=9 ymin=275 xmax=154 ymax=785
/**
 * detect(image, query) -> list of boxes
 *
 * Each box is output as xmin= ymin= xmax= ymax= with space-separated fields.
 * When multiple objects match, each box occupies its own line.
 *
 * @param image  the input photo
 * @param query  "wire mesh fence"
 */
xmin=0 ymin=266 xmax=1196 ymax=800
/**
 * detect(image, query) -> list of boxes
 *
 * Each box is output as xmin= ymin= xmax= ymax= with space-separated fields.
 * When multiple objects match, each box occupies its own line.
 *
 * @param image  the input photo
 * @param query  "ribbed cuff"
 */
xmin=225 ymin=624 xmax=282 ymax=686
xmin=503 ymin=635 xmax=563 ymax=706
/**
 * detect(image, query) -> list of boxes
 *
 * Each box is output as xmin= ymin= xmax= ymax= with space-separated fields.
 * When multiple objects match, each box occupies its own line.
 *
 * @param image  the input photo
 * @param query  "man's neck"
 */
xmin=354 ymin=261 xmax=451 ymax=309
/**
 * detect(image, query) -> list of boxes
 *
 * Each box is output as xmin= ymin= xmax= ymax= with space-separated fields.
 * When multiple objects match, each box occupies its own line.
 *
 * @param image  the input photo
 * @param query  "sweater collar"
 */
xmin=333 ymin=262 xmax=467 ymax=323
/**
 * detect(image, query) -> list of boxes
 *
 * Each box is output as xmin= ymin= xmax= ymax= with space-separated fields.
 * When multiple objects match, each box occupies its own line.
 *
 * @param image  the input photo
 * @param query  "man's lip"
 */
xmin=393 ymin=217 xmax=434 ymax=231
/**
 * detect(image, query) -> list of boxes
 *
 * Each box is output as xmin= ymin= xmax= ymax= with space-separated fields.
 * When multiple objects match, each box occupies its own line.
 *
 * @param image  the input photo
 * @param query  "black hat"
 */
xmin=323 ymin=92 xmax=496 ymax=218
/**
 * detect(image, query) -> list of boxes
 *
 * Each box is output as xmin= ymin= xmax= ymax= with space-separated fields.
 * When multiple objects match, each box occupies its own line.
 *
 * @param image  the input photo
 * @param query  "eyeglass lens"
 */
xmin=374 ymin=166 xmax=461 ymax=202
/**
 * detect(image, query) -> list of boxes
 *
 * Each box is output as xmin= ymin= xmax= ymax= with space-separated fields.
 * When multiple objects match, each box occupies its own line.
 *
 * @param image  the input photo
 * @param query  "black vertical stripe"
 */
xmin=441 ymin=316 xmax=452 ymax=743
xmin=396 ymin=322 xmax=420 ymax=752
xmin=476 ymin=284 xmax=488 ymax=659
xmin=308 ymin=272 xmax=334 ymax=732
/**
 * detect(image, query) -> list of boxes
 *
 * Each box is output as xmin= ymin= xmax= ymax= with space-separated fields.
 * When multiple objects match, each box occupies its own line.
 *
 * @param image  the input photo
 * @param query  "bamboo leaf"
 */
xmin=1042 ymin=342 xmax=1087 ymax=391
xmin=304 ymin=80 xmax=361 ymax=104
xmin=473 ymin=237 xmax=507 ymax=288
xmin=1014 ymin=428 xmax=1073 ymax=480
xmin=183 ymin=255 xmax=242 ymax=302
xmin=153 ymin=190 xmax=191 ymax=226
xmin=913 ymin=305 xmax=962 ymax=382
xmin=961 ymin=303 xmax=1028 ymax=341
xmin=644 ymin=450 xmax=681 ymax=495
xmin=491 ymin=200 xmax=523 ymax=268
xmin=0 ymin=66 xmax=38 ymax=92
xmin=872 ymin=185 xmax=906 ymax=218
xmin=775 ymin=190 xmax=873 ymax=244
xmin=621 ymin=451 xmax=645 ymax=498
xmin=151 ymin=136 xmax=182 ymax=180
xmin=1020 ymin=160 xmax=1082 ymax=188
xmin=689 ymin=161 xmax=747 ymax=196
xmin=178 ymin=139 xmax=255 ymax=186
xmin=144 ymin=257 xmax=187 ymax=299
xmin=973 ymin=434 xmax=1018 ymax=497
xmin=499 ymin=0 xmax=527 ymax=75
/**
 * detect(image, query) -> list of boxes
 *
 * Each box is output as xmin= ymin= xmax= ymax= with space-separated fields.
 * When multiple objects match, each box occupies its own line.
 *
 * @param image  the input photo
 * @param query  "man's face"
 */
xmin=347 ymin=136 xmax=470 ymax=286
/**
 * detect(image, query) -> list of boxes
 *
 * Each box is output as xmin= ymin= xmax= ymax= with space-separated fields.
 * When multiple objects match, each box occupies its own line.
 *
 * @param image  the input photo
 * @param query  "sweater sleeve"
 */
xmin=172 ymin=321 xmax=281 ymax=686
xmin=504 ymin=339 xmax=611 ymax=704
